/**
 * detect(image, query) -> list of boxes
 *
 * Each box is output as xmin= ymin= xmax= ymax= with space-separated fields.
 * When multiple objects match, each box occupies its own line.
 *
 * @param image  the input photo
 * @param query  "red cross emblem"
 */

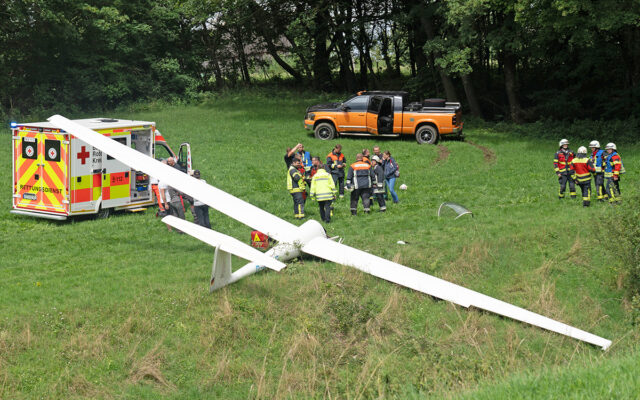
xmin=77 ymin=146 xmax=90 ymax=164
xmin=48 ymin=148 xmax=57 ymax=159
xmin=26 ymin=145 xmax=34 ymax=157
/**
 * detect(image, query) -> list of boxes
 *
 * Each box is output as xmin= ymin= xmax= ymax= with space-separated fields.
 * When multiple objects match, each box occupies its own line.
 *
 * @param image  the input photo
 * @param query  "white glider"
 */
xmin=48 ymin=114 xmax=612 ymax=350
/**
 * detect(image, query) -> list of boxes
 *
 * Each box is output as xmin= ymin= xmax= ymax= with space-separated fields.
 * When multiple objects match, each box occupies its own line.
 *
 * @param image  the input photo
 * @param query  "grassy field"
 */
xmin=1 ymin=91 xmax=639 ymax=399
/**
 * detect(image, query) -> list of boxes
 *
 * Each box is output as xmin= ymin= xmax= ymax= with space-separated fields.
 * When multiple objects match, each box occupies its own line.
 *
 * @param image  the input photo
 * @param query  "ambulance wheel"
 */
xmin=416 ymin=125 xmax=438 ymax=144
xmin=314 ymin=122 xmax=336 ymax=141
xmin=97 ymin=207 xmax=111 ymax=219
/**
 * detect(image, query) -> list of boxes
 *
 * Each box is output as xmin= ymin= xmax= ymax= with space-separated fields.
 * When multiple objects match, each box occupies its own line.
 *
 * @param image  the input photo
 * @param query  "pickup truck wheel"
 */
xmin=314 ymin=122 xmax=336 ymax=140
xmin=416 ymin=125 xmax=438 ymax=144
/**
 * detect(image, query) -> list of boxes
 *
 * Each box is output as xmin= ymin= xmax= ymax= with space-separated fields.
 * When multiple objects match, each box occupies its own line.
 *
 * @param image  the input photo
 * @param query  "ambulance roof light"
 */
xmin=10 ymin=121 xmax=18 ymax=128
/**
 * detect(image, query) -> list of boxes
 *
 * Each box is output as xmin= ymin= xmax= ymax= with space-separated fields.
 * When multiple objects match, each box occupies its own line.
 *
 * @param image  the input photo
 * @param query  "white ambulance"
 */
xmin=11 ymin=118 xmax=191 ymax=220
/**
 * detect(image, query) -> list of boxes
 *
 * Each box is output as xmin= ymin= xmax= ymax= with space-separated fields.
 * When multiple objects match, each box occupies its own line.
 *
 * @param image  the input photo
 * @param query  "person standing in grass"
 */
xmin=191 ymin=170 xmax=211 ymax=228
xmin=327 ymin=144 xmax=346 ymax=198
xmin=572 ymin=146 xmax=596 ymax=207
xmin=346 ymin=153 xmax=375 ymax=215
xmin=589 ymin=140 xmax=607 ymax=202
xmin=287 ymin=158 xmax=306 ymax=219
xmin=554 ymin=139 xmax=576 ymax=199
xmin=382 ymin=150 xmax=399 ymax=204
xmin=310 ymin=162 xmax=336 ymax=223
xmin=370 ymin=155 xmax=387 ymax=212
xmin=603 ymin=142 xmax=623 ymax=204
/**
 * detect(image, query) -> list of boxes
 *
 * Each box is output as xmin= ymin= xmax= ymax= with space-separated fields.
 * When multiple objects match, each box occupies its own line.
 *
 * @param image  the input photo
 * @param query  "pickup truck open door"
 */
xmin=366 ymin=96 xmax=382 ymax=135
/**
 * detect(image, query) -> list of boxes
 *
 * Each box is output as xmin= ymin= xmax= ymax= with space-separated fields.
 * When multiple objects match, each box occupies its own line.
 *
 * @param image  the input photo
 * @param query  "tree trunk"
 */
xmin=502 ymin=50 xmax=523 ymax=123
xmin=420 ymin=14 xmax=458 ymax=101
xmin=312 ymin=2 xmax=331 ymax=89
xmin=461 ymin=73 xmax=483 ymax=118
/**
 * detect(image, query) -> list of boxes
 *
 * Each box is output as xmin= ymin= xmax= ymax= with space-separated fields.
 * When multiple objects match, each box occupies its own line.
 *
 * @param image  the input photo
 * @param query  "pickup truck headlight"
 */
xmin=307 ymin=113 xmax=315 ymax=121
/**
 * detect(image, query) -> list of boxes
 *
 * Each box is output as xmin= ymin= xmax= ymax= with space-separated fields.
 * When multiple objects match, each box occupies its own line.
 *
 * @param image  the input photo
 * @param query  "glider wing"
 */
xmin=301 ymin=237 xmax=612 ymax=350
xmin=48 ymin=115 xmax=298 ymax=242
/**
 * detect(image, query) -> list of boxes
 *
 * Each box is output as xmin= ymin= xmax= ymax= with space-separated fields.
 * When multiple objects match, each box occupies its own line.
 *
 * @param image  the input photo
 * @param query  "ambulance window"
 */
xmin=154 ymin=143 xmax=172 ymax=161
xmin=45 ymin=139 xmax=61 ymax=162
xmin=21 ymin=137 xmax=38 ymax=160
xmin=107 ymin=137 xmax=127 ymax=160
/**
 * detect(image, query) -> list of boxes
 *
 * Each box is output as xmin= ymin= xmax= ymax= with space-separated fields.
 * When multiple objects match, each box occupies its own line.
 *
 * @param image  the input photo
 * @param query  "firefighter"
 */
xmin=603 ymin=142 xmax=623 ymax=204
xmin=297 ymin=143 xmax=312 ymax=173
xmin=554 ymin=139 xmax=576 ymax=199
xmin=346 ymin=153 xmax=375 ymax=215
xmin=192 ymin=170 xmax=211 ymax=228
xmin=572 ymin=146 xmax=596 ymax=207
xmin=287 ymin=158 xmax=306 ymax=219
xmin=326 ymin=144 xmax=346 ymax=198
xmin=371 ymin=155 xmax=386 ymax=212
xmin=589 ymin=140 xmax=606 ymax=202
xmin=362 ymin=148 xmax=371 ymax=165
xmin=310 ymin=162 xmax=337 ymax=223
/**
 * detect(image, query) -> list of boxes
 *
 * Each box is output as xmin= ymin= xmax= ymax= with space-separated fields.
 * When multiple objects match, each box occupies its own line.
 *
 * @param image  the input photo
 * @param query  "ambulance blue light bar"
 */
xmin=10 ymin=121 xmax=18 ymax=128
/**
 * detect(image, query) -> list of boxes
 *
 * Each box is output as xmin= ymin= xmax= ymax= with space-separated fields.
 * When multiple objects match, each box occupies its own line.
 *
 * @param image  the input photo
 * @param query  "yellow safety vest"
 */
xmin=310 ymin=169 xmax=336 ymax=201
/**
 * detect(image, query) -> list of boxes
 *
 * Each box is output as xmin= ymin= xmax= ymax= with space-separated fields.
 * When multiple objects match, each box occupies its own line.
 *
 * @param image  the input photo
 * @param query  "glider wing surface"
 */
xmin=47 ymin=115 xmax=297 ymax=242
xmin=162 ymin=216 xmax=285 ymax=271
xmin=301 ymin=237 xmax=612 ymax=350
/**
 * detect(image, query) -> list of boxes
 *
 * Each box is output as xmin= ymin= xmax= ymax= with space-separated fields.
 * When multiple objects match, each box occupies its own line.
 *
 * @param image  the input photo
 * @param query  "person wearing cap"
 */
xmin=603 ymin=142 xmax=623 ymax=203
xmin=554 ymin=139 xmax=576 ymax=199
xmin=370 ymin=155 xmax=386 ymax=212
xmin=287 ymin=158 xmax=306 ymax=219
xmin=589 ymin=140 xmax=607 ymax=202
xmin=572 ymin=147 xmax=596 ymax=207
xmin=310 ymin=161 xmax=336 ymax=223
xmin=191 ymin=170 xmax=211 ymax=228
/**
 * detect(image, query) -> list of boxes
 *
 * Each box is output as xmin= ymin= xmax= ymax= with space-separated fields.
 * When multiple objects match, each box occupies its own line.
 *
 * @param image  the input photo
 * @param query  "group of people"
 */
xmin=554 ymin=139 xmax=624 ymax=206
xmin=285 ymin=143 xmax=401 ymax=222
xmin=150 ymin=157 xmax=211 ymax=230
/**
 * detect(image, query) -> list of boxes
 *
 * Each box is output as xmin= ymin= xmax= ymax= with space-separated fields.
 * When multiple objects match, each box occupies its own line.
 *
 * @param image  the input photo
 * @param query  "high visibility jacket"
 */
xmin=326 ymin=151 xmax=346 ymax=177
xmin=310 ymin=169 xmax=336 ymax=201
xmin=604 ymin=152 xmax=623 ymax=178
xmin=590 ymin=149 xmax=605 ymax=172
xmin=554 ymin=149 xmax=574 ymax=173
xmin=372 ymin=164 xmax=385 ymax=194
xmin=572 ymin=156 xmax=595 ymax=183
xmin=287 ymin=165 xmax=306 ymax=193
xmin=363 ymin=156 xmax=370 ymax=165
xmin=346 ymin=161 xmax=374 ymax=189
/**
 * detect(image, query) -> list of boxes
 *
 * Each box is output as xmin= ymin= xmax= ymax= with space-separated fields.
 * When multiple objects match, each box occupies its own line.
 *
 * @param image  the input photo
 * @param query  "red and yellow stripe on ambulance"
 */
xmin=13 ymin=127 xmax=69 ymax=214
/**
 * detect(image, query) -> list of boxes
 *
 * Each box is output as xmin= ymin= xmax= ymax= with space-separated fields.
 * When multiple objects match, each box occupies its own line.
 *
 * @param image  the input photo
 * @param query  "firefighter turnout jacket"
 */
xmin=590 ymin=149 xmax=605 ymax=173
xmin=572 ymin=156 xmax=595 ymax=183
xmin=327 ymin=151 xmax=346 ymax=177
xmin=310 ymin=168 xmax=336 ymax=201
xmin=287 ymin=165 xmax=306 ymax=193
xmin=372 ymin=164 xmax=385 ymax=194
xmin=346 ymin=161 xmax=374 ymax=189
xmin=554 ymin=148 xmax=575 ymax=174
xmin=604 ymin=152 xmax=623 ymax=178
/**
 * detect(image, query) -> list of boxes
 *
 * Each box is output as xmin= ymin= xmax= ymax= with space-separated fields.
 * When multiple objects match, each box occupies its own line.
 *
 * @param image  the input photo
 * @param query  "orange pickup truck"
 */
xmin=304 ymin=91 xmax=463 ymax=144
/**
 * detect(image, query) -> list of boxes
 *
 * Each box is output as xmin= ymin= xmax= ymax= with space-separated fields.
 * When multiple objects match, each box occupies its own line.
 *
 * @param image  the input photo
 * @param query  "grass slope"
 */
xmin=1 ymin=91 xmax=638 ymax=399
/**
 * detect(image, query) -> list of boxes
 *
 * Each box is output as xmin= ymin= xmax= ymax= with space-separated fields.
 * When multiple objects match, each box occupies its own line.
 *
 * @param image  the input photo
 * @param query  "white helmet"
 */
xmin=605 ymin=142 xmax=617 ymax=150
xmin=559 ymin=139 xmax=569 ymax=146
xmin=577 ymin=146 xmax=587 ymax=154
xmin=589 ymin=140 xmax=600 ymax=148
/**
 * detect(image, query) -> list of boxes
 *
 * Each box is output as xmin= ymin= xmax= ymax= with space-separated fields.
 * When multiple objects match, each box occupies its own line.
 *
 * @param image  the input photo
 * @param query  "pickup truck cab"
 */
xmin=304 ymin=91 xmax=463 ymax=144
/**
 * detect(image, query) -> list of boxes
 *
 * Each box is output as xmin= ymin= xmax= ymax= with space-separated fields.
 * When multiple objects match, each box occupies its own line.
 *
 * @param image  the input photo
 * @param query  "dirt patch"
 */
xmin=129 ymin=343 xmax=176 ymax=391
xmin=432 ymin=145 xmax=450 ymax=165
xmin=466 ymin=140 xmax=496 ymax=164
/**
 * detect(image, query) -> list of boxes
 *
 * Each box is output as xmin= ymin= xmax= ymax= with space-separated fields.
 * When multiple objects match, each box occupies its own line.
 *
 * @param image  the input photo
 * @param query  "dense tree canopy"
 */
xmin=1 ymin=0 xmax=639 ymax=121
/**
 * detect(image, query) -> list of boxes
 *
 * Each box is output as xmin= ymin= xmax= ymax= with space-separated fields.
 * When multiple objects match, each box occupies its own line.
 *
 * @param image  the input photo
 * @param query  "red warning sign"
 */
xmin=250 ymin=230 xmax=269 ymax=249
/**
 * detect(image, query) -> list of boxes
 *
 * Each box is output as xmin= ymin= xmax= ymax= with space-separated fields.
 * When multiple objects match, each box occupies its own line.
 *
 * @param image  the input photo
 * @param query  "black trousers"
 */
xmin=350 ymin=188 xmax=371 ymax=214
xmin=291 ymin=192 xmax=305 ymax=218
xmin=605 ymin=177 xmax=621 ymax=203
xmin=318 ymin=200 xmax=332 ymax=222
xmin=169 ymin=201 xmax=185 ymax=219
xmin=331 ymin=174 xmax=345 ymax=196
xmin=373 ymin=192 xmax=386 ymax=211
xmin=558 ymin=173 xmax=576 ymax=198
xmin=194 ymin=205 xmax=211 ymax=228
xmin=594 ymin=173 xmax=606 ymax=200
xmin=577 ymin=181 xmax=591 ymax=206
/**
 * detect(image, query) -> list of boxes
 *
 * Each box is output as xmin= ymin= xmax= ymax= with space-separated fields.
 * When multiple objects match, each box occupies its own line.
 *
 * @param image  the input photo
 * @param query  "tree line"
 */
xmin=1 ymin=0 xmax=639 ymax=122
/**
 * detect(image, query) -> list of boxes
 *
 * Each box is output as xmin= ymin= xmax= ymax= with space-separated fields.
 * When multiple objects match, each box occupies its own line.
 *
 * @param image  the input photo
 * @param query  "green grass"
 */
xmin=1 ymin=91 xmax=639 ymax=399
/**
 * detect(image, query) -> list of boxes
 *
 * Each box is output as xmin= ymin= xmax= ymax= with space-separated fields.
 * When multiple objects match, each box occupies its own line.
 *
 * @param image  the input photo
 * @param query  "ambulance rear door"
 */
xmin=101 ymin=135 xmax=131 ymax=208
xmin=13 ymin=128 xmax=69 ymax=216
